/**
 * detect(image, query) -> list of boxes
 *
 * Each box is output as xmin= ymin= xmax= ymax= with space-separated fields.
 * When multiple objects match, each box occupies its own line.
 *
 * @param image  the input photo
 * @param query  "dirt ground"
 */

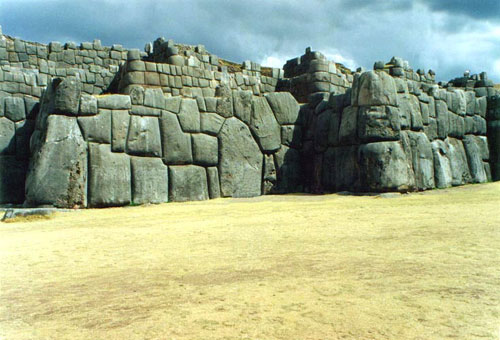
xmin=1 ymin=183 xmax=499 ymax=340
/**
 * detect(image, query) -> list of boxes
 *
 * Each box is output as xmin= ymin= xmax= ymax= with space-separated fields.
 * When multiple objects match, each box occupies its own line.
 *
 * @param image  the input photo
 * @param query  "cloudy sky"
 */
xmin=1 ymin=0 xmax=500 ymax=82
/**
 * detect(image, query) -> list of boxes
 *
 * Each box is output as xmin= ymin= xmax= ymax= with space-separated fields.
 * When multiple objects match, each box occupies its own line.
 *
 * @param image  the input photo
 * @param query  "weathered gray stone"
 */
xmin=275 ymin=145 xmax=302 ymax=193
xmin=359 ymin=141 xmax=414 ymax=192
xmin=0 ymin=156 xmax=28 ymax=204
xmin=265 ymin=92 xmax=301 ymax=125
xmin=4 ymin=97 xmax=25 ymax=122
xmin=88 ymin=143 xmax=131 ymax=207
xmin=409 ymin=95 xmax=423 ymax=131
xmin=144 ymin=88 xmax=165 ymax=109
xmin=448 ymin=113 xmax=465 ymax=139
xmin=0 ymin=117 xmax=15 ymax=155
xmin=24 ymin=96 xmax=39 ymax=119
xmin=338 ymin=106 xmax=358 ymax=145
xmin=200 ymin=112 xmax=225 ymax=136
xmin=159 ymin=110 xmax=192 ymax=165
xmin=445 ymin=138 xmax=471 ymax=186
xmin=26 ymin=115 xmax=87 ymax=208
xmin=53 ymin=76 xmax=82 ymax=115
xmin=165 ymin=96 xmax=182 ymax=113
xmin=126 ymin=116 xmax=162 ymax=157
xmin=177 ymin=98 xmax=200 ymax=132
xmin=218 ymin=117 xmax=262 ymax=197
xmin=131 ymin=157 xmax=168 ymax=204
xmin=326 ymin=110 xmax=341 ymax=147
xmin=463 ymin=135 xmax=487 ymax=183
xmin=111 ymin=110 xmax=129 ymax=152
xmin=358 ymin=105 xmax=400 ymax=142
xmin=97 ymin=95 xmax=131 ymax=110
xmin=423 ymin=118 xmax=438 ymax=141
xmin=407 ymin=131 xmax=435 ymax=190
xmin=431 ymin=140 xmax=452 ymax=189
xmin=435 ymin=100 xmax=449 ymax=139
xmin=79 ymin=94 xmax=98 ymax=115
xmin=192 ymin=133 xmax=218 ymax=166
xmin=206 ymin=167 xmax=221 ymax=199
xmin=262 ymin=154 xmax=277 ymax=194
xmin=127 ymin=85 xmax=145 ymax=105
xmin=216 ymin=84 xmax=233 ymax=118
xmin=353 ymin=70 xmax=398 ymax=107
xmin=249 ymin=97 xmax=281 ymax=153
xmin=476 ymin=136 xmax=489 ymax=161
xmin=77 ymin=109 xmax=111 ymax=143
xmin=232 ymin=90 xmax=253 ymax=125
xmin=169 ymin=165 xmax=208 ymax=202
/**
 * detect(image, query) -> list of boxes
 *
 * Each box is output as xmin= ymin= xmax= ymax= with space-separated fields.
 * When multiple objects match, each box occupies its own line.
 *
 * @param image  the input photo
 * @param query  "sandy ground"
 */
xmin=1 ymin=183 xmax=499 ymax=340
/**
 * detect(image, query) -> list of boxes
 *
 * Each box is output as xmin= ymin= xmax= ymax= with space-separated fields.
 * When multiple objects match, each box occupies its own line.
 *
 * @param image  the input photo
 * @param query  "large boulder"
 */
xmin=359 ymin=141 xmax=414 ymax=192
xmin=265 ymin=92 xmax=301 ymax=125
xmin=206 ymin=167 xmax=221 ymax=199
xmin=431 ymin=140 xmax=452 ymax=188
xmin=88 ymin=143 xmax=131 ymax=207
xmin=218 ymin=117 xmax=262 ymax=197
xmin=25 ymin=115 xmax=87 ymax=208
xmin=445 ymin=138 xmax=471 ymax=186
xmin=233 ymin=90 xmax=253 ymax=125
xmin=192 ymin=133 xmax=218 ymax=166
xmin=126 ymin=116 xmax=162 ymax=157
xmin=406 ymin=132 xmax=435 ymax=190
xmin=177 ymin=98 xmax=200 ymax=132
xmin=160 ymin=111 xmax=193 ymax=165
xmin=335 ymin=145 xmax=361 ymax=191
xmin=249 ymin=97 xmax=281 ymax=153
xmin=357 ymin=105 xmax=400 ymax=142
xmin=131 ymin=157 xmax=168 ymax=204
xmin=169 ymin=165 xmax=209 ymax=202
xmin=77 ymin=109 xmax=111 ymax=143
xmin=462 ymin=135 xmax=487 ymax=183
xmin=352 ymin=70 xmax=398 ymax=107
xmin=111 ymin=110 xmax=130 ymax=152
xmin=338 ymin=106 xmax=358 ymax=145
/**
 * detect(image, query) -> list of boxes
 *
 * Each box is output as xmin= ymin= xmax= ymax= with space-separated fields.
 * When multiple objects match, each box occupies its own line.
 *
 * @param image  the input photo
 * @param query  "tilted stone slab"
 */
xmin=77 ymin=109 xmax=111 ymax=143
xmin=126 ymin=115 xmax=162 ymax=157
xmin=159 ymin=110 xmax=192 ymax=165
xmin=25 ymin=115 xmax=87 ymax=208
xmin=131 ymin=157 xmax=168 ymax=204
xmin=265 ymin=92 xmax=300 ymax=125
xmin=88 ymin=143 xmax=131 ymax=207
xmin=169 ymin=165 xmax=208 ymax=202
xmin=249 ymin=97 xmax=281 ymax=153
xmin=218 ymin=117 xmax=262 ymax=197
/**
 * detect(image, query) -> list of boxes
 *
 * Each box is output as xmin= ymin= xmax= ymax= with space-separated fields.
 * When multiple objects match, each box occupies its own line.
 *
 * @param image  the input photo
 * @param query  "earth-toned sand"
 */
xmin=1 ymin=183 xmax=499 ymax=339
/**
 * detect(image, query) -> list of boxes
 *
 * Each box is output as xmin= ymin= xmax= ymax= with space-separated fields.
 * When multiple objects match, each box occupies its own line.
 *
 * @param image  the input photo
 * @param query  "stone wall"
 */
xmin=301 ymin=57 xmax=495 ymax=193
xmin=25 ymin=76 xmax=303 ymax=208
xmin=0 ymin=26 xmax=499 ymax=208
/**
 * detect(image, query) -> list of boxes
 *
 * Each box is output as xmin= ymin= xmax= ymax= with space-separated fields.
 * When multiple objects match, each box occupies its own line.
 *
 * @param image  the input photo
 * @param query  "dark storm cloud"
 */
xmin=0 ymin=0 xmax=499 ymax=81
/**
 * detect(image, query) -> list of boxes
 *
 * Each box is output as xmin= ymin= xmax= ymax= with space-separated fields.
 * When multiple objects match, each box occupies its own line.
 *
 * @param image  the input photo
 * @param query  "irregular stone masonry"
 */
xmin=0 ymin=26 xmax=498 ymax=207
